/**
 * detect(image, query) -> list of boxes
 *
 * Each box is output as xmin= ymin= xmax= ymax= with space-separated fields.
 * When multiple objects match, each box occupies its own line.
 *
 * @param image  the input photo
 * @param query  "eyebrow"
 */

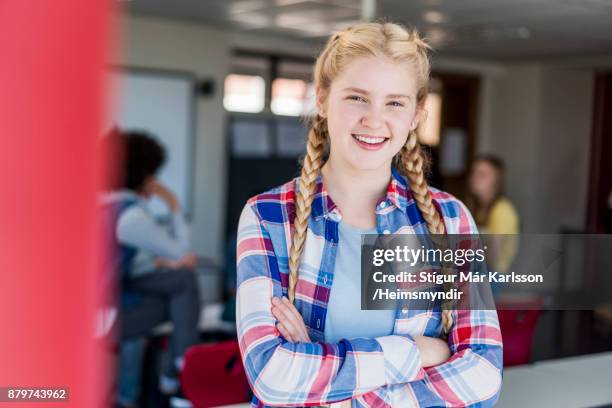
xmin=342 ymin=87 xmax=411 ymax=99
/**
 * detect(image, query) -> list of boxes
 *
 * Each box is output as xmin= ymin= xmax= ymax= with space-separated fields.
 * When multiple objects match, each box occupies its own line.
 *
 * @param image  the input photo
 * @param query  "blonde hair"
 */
xmin=288 ymin=22 xmax=454 ymax=334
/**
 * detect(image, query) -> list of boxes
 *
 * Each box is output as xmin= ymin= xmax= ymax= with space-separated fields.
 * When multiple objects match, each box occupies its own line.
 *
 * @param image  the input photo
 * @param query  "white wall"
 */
xmin=113 ymin=14 xmax=230 ymax=260
xmin=478 ymin=64 xmax=545 ymax=232
xmin=479 ymin=64 xmax=596 ymax=233
xmin=538 ymin=68 xmax=594 ymax=232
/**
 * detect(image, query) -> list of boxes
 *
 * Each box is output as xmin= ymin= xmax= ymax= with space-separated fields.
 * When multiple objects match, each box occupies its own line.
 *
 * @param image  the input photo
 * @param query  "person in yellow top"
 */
xmin=466 ymin=155 xmax=520 ymax=284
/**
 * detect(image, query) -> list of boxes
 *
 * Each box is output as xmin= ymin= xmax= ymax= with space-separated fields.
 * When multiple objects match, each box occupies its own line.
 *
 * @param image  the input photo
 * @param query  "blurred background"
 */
xmin=103 ymin=0 xmax=612 ymax=407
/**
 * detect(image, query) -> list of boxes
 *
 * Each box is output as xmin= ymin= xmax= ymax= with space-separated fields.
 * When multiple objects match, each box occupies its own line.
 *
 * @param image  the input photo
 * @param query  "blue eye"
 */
xmin=348 ymin=95 xmax=366 ymax=102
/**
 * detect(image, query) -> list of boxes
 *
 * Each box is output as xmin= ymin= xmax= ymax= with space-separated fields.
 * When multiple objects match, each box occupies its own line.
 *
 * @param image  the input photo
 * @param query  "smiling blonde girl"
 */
xmin=236 ymin=22 xmax=503 ymax=408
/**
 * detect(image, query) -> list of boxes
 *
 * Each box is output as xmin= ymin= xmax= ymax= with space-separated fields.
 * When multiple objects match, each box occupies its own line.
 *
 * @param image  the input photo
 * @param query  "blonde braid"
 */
xmin=397 ymin=130 xmax=455 ymax=334
xmin=398 ymin=131 xmax=445 ymax=234
xmin=288 ymin=116 xmax=327 ymax=303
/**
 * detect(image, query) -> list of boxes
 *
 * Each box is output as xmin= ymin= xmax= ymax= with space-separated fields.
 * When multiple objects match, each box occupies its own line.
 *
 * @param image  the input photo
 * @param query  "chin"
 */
xmin=347 ymin=157 xmax=392 ymax=172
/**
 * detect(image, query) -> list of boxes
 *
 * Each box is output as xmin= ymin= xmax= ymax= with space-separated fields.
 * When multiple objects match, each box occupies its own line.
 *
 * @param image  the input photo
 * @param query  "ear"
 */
xmin=316 ymin=87 xmax=328 ymax=117
xmin=410 ymin=106 xmax=428 ymax=131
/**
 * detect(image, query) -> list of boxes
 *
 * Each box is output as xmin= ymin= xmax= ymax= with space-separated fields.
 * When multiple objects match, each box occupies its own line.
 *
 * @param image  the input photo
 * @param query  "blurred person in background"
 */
xmin=466 ymin=154 xmax=520 ymax=294
xmin=466 ymin=154 xmax=519 ymax=235
xmin=101 ymin=130 xmax=200 ymax=408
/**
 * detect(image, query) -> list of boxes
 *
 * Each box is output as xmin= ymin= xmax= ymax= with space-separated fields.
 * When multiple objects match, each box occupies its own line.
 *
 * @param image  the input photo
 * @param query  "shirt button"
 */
xmin=383 ymin=229 xmax=391 ymax=235
xmin=379 ymin=201 xmax=387 ymax=209
xmin=323 ymin=275 xmax=328 ymax=284
xmin=316 ymin=318 xmax=321 ymax=328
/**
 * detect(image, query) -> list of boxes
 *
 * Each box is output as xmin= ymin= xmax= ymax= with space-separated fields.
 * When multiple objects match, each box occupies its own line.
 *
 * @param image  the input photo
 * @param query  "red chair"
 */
xmin=181 ymin=340 xmax=251 ymax=407
xmin=497 ymin=298 xmax=543 ymax=367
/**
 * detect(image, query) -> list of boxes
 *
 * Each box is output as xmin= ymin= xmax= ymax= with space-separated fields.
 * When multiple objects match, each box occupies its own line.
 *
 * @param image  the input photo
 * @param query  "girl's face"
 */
xmin=321 ymin=55 xmax=422 ymax=172
xmin=469 ymin=160 xmax=498 ymax=198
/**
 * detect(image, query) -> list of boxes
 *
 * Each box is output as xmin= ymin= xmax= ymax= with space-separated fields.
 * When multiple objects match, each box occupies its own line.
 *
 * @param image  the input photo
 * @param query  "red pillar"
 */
xmin=0 ymin=1 xmax=113 ymax=406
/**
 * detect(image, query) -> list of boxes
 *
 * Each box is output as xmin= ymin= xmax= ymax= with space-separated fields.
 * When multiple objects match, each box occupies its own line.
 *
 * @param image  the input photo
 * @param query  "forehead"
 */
xmin=331 ymin=55 xmax=418 ymax=97
xmin=474 ymin=160 xmax=497 ymax=173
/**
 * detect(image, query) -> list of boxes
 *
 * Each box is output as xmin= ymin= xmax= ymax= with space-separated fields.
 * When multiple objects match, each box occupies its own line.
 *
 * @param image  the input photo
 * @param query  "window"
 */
xmin=271 ymin=78 xmax=308 ymax=116
xmin=224 ymin=54 xmax=315 ymax=116
xmin=223 ymin=74 xmax=265 ymax=113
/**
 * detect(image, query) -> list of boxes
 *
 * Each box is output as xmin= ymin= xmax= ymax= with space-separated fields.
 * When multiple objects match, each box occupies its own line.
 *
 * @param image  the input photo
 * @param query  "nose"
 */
xmin=360 ymin=105 xmax=384 ymax=130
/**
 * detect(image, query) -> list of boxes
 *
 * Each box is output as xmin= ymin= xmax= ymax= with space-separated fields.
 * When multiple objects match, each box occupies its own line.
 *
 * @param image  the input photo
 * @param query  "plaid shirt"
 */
xmin=236 ymin=167 xmax=503 ymax=407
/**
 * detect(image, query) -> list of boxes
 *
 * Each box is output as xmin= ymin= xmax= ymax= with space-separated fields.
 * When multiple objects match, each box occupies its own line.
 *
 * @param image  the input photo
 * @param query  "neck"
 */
xmin=133 ymin=188 xmax=148 ymax=199
xmin=477 ymin=191 xmax=497 ymax=208
xmin=321 ymin=158 xmax=391 ymax=225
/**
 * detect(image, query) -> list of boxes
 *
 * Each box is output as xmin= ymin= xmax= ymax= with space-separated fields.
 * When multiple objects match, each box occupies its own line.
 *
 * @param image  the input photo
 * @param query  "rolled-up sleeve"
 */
xmin=425 ymin=308 xmax=502 ymax=406
xmin=376 ymin=197 xmax=503 ymax=407
xmin=370 ymin=309 xmax=502 ymax=408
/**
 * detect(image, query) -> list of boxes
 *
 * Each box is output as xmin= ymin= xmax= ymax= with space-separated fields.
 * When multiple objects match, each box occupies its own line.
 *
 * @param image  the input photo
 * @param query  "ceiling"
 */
xmin=125 ymin=0 xmax=612 ymax=61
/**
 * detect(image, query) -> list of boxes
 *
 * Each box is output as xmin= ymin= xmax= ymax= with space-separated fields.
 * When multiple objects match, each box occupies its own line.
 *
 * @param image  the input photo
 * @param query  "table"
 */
xmin=497 ymin=351 xmax=612 ymax=408
xmin=214 ymin=352 xmax=612 ymax=408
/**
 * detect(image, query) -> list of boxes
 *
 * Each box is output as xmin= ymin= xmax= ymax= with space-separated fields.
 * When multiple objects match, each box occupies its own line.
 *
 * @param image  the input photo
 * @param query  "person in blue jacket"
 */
xmin=101 ymin=130 xmax=200 ymax=408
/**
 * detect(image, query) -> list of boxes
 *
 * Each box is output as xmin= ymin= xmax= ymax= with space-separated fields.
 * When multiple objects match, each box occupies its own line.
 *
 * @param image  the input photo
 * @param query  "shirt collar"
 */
xmin=310 ymin=165 xmax=410 ymax=221
xmin=387 ymin=165 xmax=410 ymax=211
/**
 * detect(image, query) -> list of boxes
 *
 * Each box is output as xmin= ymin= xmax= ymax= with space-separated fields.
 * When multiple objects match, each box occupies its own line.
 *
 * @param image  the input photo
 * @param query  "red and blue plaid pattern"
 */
xmin=236 ymin=167 xmax=503 ymax=407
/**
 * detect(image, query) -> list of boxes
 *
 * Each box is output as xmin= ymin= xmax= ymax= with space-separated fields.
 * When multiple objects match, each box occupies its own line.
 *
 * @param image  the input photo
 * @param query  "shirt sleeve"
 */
xmin=362 ymin=308 xmax=503 ymax=408
xmin=236 ymin=203 xmax=426 ymax=407
xmin=487 ymin=198 xmax=520 ymax=273
xmin=116 ymin=205 xmax=190 ymax=261
xmin=367 ymin=199 xmax=503 ymax=407
xmin=487 ymin=198 xmax=519 ymax=235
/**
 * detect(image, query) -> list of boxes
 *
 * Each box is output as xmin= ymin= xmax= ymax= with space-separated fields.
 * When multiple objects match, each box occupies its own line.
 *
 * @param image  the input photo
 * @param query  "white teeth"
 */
xmin=353 ymin=134 xmax=386 ymax=144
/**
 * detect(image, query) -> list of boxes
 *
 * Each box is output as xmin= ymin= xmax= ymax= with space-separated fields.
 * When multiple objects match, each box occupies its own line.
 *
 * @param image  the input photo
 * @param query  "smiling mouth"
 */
xmin=352 ymin=133 xmax=389 ymax=145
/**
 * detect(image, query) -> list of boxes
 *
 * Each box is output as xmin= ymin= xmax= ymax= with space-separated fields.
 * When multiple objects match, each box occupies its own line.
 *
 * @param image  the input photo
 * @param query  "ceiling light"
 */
xmin=425 ymin=27 xmax=451 ymax=46
xmin=361 ymin=0 xmax=377 ymax=21
xmin=231 ymin=12 xmax=271 ymax=29
xmin=516 ymin=27 xmax=531 ymax=39
xmin=229 ymin=0 xmax=267 ymax=15
xmin=423 ymin=10 xmax=447 ymax=24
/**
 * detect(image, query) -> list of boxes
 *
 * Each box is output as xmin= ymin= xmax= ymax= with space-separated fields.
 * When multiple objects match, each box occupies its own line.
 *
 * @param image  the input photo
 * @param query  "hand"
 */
xmin=148 ymin=178 xmax=180 ymax=213
xmin=154 ymin=252 xmax=198 ymax=271
xmin=177 ymin=253 xmax=198 ymax=270
xmin=413 ymin=335 xmax=451 ymax=368
xmin=271 ymin=296 xmax=311 ymax=343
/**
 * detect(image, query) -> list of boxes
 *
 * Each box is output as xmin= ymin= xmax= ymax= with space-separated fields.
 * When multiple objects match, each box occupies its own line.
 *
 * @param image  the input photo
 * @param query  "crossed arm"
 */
xmin=236 ymin=203 xmax=503 ymax=407
xmin=271 ymin=295 xmax=451 ymax=368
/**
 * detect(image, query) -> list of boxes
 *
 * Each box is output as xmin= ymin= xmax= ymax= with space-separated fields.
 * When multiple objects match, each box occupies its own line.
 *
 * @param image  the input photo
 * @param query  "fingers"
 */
xmin=154 ymin=257 xmax=167 ymax=268
xmin=280 ymin=297 xmax=310 ymax=340
xmin=277 ymin=322 xmax=295 ymax=342
xmin=155 ymin=257 xmax=178 ymax=269
xmin=272 ymin=301 xmax=301 ymax=340
xmin=282 ymin=297 xmax=310 ymax=341
xmin=271 ymin=296 xmax=309 ymax=342
xmin=181 ymin=253 xmax=197 ymax=270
